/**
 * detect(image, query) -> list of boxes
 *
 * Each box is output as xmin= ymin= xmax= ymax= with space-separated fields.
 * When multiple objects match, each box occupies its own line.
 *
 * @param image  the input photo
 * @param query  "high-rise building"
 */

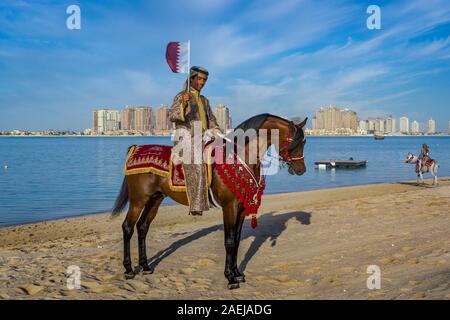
xmin=215 ymin=104 xmax=231 ymax=132
xmin=92 ymin=108 xmax=120 ymax=134
xmin=341 ymin=108 xmax=357 ymax=132
xmin=385 ymin=116 xmax=396 ymax=134
xmin=428 ymin=117 xmax=436 ymax=134
xmin=328 ymin=105 xmax=340 ymax=131
xmin=411 ymin=120 xmax=420 ymax=134
xmin=134 ymin=106 xmax=154 ymax=132
xmin=93 ymin=111 xmax=98 ymax=133
xmin=367 ymin=118 xmax=377 ymax=132
xmin=399 ymin=116 xmax=409 ymax=134
xmin=377 ymin=118 xmax=385 ymax=133
xmin=315 ymin=111 xmax=324 ymax=130
xmin=121 ymin=107 xmax=135 ymax=131
xmin=358 ymin=120 xmax=368 ymax=131
xmin=313 ymin=105 xmax=357 ymax=132
xmin=155 ymin=105 xmax=170 ymax=131
xmin=312 ymin=117 xmax=317 ymax=130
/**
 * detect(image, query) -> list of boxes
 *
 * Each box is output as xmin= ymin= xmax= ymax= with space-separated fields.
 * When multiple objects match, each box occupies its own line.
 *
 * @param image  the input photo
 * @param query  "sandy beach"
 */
xmin=0 ymin=178 xmax=449 ymax=300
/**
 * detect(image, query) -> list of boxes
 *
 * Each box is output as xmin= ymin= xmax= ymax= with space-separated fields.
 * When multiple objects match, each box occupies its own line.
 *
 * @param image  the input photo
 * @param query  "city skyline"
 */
xmin=311 ymin=105 xmax=448 ymax=135
xmin=91 ymin=104 xmax=232 ymax=135
xmin=0 ymin=1 xmax=449 ymax=132
xmin=3 ymin=101 xmax=449 ymax=135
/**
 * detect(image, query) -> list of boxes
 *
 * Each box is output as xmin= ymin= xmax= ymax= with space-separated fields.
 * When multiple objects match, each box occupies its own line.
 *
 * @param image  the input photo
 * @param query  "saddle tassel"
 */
xmin=251 ymin=214 xmax=257 ymax=229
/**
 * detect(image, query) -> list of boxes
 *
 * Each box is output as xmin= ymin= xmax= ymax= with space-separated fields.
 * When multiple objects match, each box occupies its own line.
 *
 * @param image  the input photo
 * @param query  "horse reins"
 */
xmin=278 ymin=124 xmax=306 ymax=163
xmin=214 ymin=122 xmax=305 ymax=185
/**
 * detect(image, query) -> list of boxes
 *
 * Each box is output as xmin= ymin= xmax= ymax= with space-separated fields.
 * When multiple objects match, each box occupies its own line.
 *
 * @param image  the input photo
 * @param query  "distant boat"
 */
xmin=315 ymin=158 xmax=367 ymax=169
xmin=374 ymin=134 xmax=385 ymax=140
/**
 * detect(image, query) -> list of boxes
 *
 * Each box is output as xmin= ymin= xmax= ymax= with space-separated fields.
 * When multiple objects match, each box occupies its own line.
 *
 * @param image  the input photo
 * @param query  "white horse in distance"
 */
xmin=404 ymin=152 xmax=439 ymax=185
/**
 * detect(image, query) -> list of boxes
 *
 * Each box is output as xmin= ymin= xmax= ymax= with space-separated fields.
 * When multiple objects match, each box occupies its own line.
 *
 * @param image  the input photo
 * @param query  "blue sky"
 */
xmin=1 ymin=0 xmax=449 ymax=131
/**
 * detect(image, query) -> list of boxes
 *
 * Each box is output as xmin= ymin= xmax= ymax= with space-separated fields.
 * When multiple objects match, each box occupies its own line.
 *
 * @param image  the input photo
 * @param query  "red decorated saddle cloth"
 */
xmin=123 ymin=143 xmax=266 ymax=227
xmin=123 ymin=144 xmax=212 ymax=192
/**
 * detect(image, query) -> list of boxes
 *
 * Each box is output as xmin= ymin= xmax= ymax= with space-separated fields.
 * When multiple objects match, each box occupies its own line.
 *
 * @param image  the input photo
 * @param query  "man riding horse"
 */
xmin=168 ymin=66 xmax=222 ymax=216
xmin=416 ymin=143 xmax=430 ymax=173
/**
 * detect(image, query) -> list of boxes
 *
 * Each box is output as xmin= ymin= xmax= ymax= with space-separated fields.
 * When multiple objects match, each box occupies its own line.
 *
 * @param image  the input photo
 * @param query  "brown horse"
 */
xmin=111 ymin=113 xmax=307 ymax=289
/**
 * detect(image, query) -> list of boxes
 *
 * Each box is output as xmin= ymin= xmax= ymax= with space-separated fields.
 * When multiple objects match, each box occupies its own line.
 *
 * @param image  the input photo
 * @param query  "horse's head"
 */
xmin=405 ymin=152 xmax=415 ymax=163
xmin=280 ymin=117 xmax=308 ymax=176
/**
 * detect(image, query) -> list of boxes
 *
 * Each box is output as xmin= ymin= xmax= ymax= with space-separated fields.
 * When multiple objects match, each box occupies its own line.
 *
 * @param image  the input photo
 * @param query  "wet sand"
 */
xmin=1 ymin=178 xmax=449 ymax=300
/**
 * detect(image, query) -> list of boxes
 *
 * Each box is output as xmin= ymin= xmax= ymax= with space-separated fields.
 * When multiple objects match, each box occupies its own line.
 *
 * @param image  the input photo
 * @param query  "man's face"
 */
xmin=192 ymin=73 xmax=208 ymax=91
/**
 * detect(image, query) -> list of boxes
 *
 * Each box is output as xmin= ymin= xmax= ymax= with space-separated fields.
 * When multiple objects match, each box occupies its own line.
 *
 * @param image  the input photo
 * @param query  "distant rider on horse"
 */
xmin=416 ymin=143 xmax=430 ymax=173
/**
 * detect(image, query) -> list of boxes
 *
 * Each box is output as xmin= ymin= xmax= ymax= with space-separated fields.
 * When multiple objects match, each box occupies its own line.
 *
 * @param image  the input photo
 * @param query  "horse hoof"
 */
xmin=236 ymin=275 xmax=246 ymax=283
xmin=228 ymin=282 xmax=240 ymax=290
xmin=142 ymin=270 xmax=153 ymax=275
xmin=124 ymin=272 xmax=135 ymax=280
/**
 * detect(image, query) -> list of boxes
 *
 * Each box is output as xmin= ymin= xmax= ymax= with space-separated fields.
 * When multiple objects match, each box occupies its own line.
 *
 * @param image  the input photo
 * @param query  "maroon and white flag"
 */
xmin=165 ymin=41 xmax=190 ymax=73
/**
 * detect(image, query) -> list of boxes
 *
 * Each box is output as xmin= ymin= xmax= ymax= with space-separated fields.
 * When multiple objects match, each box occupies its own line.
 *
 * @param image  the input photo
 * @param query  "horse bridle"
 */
xmin=405 ymin=153 xmax=415 ymax=163
xmin=219 ymin=121 xmax=305 ymax=170
xmin=279 ymin=123 xmax=306 ymax=163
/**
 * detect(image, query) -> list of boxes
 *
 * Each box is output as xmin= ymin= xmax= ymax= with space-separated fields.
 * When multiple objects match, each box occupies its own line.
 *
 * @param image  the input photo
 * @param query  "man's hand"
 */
xmin=182 ymin=91 xmax=190 ymax=107
xmin=206 ymin=128 xmax=222 ymax=139
xmin=211 ymin=128 xmax=222 ymax=137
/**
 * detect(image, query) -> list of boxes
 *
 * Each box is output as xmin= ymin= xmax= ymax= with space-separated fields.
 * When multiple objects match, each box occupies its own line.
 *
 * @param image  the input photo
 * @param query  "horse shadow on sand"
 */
xmin=396 ymin=181 xmax=437 ymax=188
xmin=143 ymin=211 xmax=311 ymax=274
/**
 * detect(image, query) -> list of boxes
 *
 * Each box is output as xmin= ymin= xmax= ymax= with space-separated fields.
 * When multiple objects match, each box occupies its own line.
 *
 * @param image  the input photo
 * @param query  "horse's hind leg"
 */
xmin=432 ymin=165 xmax=438 ymax=185
xmin=122 ymin=200 xmax=146 ymax=279
xmin=137 ymin=192 xmax=164 ymax=274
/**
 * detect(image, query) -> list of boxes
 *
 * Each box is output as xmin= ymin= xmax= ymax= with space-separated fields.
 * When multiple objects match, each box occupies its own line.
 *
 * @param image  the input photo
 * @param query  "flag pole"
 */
xmin=187 ymin=40 xmax=190 ymax=87
xmin=186 ymin=40 xmax=191 ymax=116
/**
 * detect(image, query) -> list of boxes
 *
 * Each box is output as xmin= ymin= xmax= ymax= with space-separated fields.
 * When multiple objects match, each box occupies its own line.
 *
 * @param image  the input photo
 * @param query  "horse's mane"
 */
xmin=223 ymin=113 xmax=300 ymax=155
xmin=234 ymin=113 xmax=290 ymax=131
xmin=226 ymin=113 xmax=290 ymax=144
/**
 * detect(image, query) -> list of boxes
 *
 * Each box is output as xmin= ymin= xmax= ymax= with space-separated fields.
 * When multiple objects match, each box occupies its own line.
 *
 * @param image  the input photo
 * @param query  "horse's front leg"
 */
xmin=136 ymin=194 xmax=163 ymax=274
xmin=223 ymin=205 xmax=240 ymax=289
xmin=232 ymin=209 xmax=246 ymax=283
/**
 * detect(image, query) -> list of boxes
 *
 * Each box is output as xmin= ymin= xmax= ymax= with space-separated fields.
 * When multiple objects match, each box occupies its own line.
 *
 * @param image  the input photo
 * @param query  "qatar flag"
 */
xmin=165 ymin=41 xmax=190 ymax=73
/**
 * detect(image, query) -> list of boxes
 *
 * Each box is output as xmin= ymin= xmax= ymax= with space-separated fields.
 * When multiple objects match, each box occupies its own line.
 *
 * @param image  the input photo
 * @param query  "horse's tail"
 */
xmin=111 ymin=177 xmax=128 ymax=217
xmin=111 ymin=145 xmax=135 ymax=217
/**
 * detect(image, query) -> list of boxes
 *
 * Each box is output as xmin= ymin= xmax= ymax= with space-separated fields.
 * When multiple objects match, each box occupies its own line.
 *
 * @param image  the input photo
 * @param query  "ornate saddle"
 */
xmin=124 ymin=144 xmax=212 ymax=192
xmin=424 ymin=158 xmax=435 ymax=166
xmin=415 ymin=157 xmax=436 ymax=173
xmin=123 ymin=143 xmax=266 ymax=227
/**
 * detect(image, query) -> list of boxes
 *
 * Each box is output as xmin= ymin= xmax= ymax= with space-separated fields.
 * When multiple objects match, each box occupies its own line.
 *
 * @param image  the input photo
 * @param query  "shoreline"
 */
xmin=0 ymin=177 xmax=449 ymax=299
xmin=1 ymin=135 xmax=450 ymax=138
xmin=2 ymin=177 xmax=449 ymax=229
xmin=0 ymin=135 xmax=172 ymax=138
